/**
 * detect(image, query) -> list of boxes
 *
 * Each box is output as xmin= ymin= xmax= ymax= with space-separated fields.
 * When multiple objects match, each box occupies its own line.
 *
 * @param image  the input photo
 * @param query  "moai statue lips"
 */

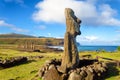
xmin=58 ymin=8 xmax=82 ymax=73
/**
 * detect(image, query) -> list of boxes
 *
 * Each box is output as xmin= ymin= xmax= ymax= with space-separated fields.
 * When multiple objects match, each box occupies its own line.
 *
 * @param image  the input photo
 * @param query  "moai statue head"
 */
xmin=65 ymin=8 xmax=81 ymax=37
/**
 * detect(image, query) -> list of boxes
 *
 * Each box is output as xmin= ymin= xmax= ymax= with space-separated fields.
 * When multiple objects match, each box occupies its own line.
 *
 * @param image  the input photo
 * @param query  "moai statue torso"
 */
xmin=58 ymin=8 xmax=81 ymax=73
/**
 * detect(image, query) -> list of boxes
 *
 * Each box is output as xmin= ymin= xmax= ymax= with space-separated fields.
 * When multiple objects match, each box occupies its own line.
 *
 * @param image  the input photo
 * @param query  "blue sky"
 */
xmin=0 ymin=0 xmax=120 ymax=45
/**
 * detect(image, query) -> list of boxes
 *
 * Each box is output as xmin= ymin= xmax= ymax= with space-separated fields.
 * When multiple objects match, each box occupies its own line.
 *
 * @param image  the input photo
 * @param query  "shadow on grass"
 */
xmin=10 ymin=59 xmax=37 ymax=66
xmin=0 ymin=60 xmax=36 ymax=69
xmin=104 ymin=62 xmax=119 ymax=80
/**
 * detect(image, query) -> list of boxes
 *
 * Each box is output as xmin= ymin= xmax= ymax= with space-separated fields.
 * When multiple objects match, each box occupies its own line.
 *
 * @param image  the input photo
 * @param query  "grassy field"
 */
xmin=0 ymin=49 xmax=120 ymax=80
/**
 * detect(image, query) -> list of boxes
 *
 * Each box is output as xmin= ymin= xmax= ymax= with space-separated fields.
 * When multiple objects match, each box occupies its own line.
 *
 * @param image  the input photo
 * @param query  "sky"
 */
xmin=0 ymin=0 xmax=120 ymax=45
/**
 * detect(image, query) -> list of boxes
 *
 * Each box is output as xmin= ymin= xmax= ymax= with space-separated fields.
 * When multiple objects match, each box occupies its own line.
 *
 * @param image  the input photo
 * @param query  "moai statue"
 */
xmin=58 ymin=8 xmax=81 ymax=73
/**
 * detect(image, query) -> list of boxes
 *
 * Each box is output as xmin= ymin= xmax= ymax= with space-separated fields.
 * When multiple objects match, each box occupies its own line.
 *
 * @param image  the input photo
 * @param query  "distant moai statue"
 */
xmin=58 ymin=8 xmax=81 ymax=73
xmin=26 ymin=40 xmax=35 ymax=51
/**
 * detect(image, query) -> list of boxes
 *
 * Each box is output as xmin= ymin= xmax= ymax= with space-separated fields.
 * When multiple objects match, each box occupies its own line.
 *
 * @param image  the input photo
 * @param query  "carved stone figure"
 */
xmin=38 ymin=8 xmax=108 ymax=80
xmin=58 ymin=8 xmax=81 ymax=73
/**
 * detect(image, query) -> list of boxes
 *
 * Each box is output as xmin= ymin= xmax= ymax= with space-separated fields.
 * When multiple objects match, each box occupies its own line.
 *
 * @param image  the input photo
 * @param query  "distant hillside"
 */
xmin=0 ymin=33 xmax=36 ymax=38
xmin=0 ymin=38 xmax=64 ymax=46
xmin=0 ymin=33 xmax=81 ymax=47
xmin=0 ymin=33 xmax=63 ymax=46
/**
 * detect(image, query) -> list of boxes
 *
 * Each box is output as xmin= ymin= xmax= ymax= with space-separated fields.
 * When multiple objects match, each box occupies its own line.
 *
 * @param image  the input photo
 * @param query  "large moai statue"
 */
xmin=58 ymin=8 xmax=81 ymax=73
xmin=38 ymin=8 xmax=108 ymax=80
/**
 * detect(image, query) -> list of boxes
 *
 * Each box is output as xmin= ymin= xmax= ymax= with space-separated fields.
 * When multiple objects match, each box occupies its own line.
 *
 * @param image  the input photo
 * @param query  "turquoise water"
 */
xmin=49 ymin=45 xmax=118 ymax=52
xmin=78 ymin=46 xmax=118 ymax=52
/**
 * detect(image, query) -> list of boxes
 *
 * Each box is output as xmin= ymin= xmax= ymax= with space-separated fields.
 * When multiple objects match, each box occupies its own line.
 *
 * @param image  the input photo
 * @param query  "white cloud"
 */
xmin=77 ymin=35 xmax=98 ymax=42
xmin=48 ymin=33 xmax=51 ymax=37
xmin=116 ymin=30 xmax=120 ymax=33
xmin=38 ymin=25 xmax=46 ymax=30
xmin=32 ymin=0 xmax=120 ymax=26
xmin=0 ymin=20 xmax=28 ymax=32
xmin=77 ymin=35 xmax=120 ymax=45
xmin=0 ymin=20 xmax=11 ymax=26
xmin=84 ymin=36 xmax=98 ymax=41
xmin=11 ymin=27 xmax=28 ymax=32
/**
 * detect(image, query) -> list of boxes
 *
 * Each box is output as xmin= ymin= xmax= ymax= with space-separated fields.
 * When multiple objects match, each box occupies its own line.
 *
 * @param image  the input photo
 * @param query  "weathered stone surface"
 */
xmin=38 ymin=69 xmax=44 ymax=78
xmin=68 ymin=72 xmax=82 ymax=80
xmin=58 ymin=8 xmax=81 ymax=73
xmin=38 ymin=59 xmax=108 ymax=80
xmin=61 ymin=73 xmax=68 ymax=80
xmin=85 ymin=67 xmax=94 ymax=80
xmin=80 ymin=70 xmax=87 ymax=80
xmin=43 ymin=65 xmax=61 ymax=80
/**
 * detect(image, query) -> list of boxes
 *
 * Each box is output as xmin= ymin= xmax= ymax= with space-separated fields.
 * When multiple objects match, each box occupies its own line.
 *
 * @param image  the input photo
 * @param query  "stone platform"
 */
xmin=38 ymin=59 xmax=108 ymax=80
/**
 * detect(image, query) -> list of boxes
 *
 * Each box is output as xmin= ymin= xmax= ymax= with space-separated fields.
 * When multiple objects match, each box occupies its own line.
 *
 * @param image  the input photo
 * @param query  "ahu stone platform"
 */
xmin=38 ymin=59 xmax=108 ymax=80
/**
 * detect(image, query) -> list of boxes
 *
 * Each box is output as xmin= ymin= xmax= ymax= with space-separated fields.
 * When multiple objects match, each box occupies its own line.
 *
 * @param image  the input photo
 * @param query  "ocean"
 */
xmin=78 ymin=46 xmax=118 ymax=52
xmin=49 ymin=45 xmax=118 ymax=52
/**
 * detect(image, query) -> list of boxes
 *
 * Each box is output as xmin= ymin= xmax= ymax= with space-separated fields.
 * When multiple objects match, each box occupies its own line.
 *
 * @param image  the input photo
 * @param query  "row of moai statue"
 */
xmin=18 ymin=41 xmax=36 ymax=51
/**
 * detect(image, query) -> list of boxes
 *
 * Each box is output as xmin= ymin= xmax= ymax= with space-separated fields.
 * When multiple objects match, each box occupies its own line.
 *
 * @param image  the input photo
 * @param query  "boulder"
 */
xmin=68 ymin=72 xmax=82 ymax=80
xmin=44 ymin=65 xmax=61 ymax=80
xmin=85 ymin=67 xmax=94 ymax=80
xmin=80 ymin=70 xmax=87 ymax=80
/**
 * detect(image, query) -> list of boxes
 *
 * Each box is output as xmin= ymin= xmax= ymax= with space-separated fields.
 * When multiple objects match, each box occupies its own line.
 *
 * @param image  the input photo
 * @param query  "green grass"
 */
xmin=0 ymin=49 xmax=61 ymax=60
xmin=0 ymin=60 xmax=43 ymax=80
xmin=80 ymin=51 xmax=120 ymax=60
xmin=0 ymin=49 xmax=120 ymax=80
xmin=80 ymin=51 xmax=120 ymax=80
xmin=0 ymin=49 xmax=61 ymax=80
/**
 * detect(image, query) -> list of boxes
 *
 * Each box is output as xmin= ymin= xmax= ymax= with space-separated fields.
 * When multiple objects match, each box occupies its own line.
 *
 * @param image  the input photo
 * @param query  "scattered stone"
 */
xmin=27 ymin=56 xmax=44 ymax=60
xmin=68 ymin=72 xmax=82 ymax=80
xmin=80 ymin=70 xmax=87 ymax=80
xmin=38 ymin=59 xmax=108 ymax=80
xmin=85 ymin=67 xmax=94 ymax=80
xmin=61 ymin=73 xmax=68 ymax=80
xmin=0 ymin=57 xmax=27 ymax=68
xmin=44 ymin=64 xmax=62 ymax=80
